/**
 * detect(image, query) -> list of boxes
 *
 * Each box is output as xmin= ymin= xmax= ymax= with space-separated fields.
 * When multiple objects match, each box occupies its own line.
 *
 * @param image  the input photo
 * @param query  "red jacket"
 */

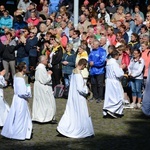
xmin=122 ymin=52 xmax=130 ymax=70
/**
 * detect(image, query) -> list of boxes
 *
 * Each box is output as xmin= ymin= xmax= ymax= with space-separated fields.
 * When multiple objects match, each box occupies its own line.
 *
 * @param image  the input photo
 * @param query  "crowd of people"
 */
xmin=0 ymin=0 xmax=150 ymax=140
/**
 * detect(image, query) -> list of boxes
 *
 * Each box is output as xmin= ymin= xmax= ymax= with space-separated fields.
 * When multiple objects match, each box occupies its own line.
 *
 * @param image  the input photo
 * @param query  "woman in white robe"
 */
xmin=1 ymin=62 xmax=32 ymax=140
xmin=0 ymin=70 xmax=9 ymax=127
xmin=32 ymin=55 xmax=56 ymax=123
xmin=103 ymin=50 xmax=124 ymax=118
xmin=57 ymin=59 xmax=94 ymax=138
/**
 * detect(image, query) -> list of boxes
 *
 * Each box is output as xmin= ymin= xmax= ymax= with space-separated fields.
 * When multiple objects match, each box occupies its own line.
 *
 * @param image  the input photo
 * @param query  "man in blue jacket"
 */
xmin=88 ymin=40 xmax=107 ymax=103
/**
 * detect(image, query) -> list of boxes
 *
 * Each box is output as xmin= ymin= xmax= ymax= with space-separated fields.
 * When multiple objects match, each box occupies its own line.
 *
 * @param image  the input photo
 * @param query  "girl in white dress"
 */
xmin=57 ymin=59 xmax=94 ymax=138
xmin=1 ymin=62 xmax=32 ymax=140
xmin=0 ymin=70 xmax=9 ymax=127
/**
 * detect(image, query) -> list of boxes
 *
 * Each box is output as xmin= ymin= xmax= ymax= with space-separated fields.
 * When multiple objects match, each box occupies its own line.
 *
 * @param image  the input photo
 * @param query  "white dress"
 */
xmin=57 ymin=68 xmax=94 ymax=138
xmin=103 ymin=58 xmax=124 ymax=116
xmin=0 ymin=75 xmax=9 ymax=127
xmin=1 ymin=73 xmax=32 ymax=140
xmin=32 ymin=63 xmax=56 ymax=123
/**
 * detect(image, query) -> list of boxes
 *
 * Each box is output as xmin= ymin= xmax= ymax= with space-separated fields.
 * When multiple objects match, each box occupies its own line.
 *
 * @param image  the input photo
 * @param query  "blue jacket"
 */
xmin=13 ymin=21 xmax=28 ymax=30
xmin=88 ymin=47 xmax=106 ymax=75
xmin=0 ymin=16 xmax=13 ymax=33
xmin=62 ymin=50 xmax=76 ymax=75
xmin=49 ymin=0 xmax=60 ymax=14
xmin=25 ymin=37 xmax=38 ymax=57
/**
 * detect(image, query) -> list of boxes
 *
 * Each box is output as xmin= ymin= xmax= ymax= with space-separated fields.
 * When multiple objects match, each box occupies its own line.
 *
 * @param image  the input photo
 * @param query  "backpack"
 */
xmin=120 ymin=74 xmax=129 ymax=87
xmin=62 ymin=86 xmax=69 ymax=99
xmin=54 ymin=84 xmax=65 ymax=98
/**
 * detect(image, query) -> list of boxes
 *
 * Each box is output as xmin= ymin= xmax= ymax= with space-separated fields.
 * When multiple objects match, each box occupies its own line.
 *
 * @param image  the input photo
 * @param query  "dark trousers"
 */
xmin=51 ymin=67 xmax=62 ymax=90
xmin=90 ymin=74 xmax=105 ymax=100
xmin=29 ymin=56 xmax=37 ymax=83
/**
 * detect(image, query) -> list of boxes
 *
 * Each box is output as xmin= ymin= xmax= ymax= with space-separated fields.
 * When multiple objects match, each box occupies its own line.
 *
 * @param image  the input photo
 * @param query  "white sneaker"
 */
xmin=137 ymin=103 xmax=142 ymax=109
xmin=124 ymin=103 xmax=132 ymax=109
xmin=123 ymin=99 xmax=130 ymax=104
xmin=130 ymin=102 xmax=137 ymax=109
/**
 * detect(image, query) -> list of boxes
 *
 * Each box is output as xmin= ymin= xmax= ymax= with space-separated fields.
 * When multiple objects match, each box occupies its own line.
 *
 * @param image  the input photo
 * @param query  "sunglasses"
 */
xmin=30 ymin=32 xmax=35 ymax=34
xmin=100 ymin=33 xmax=105 ymax=35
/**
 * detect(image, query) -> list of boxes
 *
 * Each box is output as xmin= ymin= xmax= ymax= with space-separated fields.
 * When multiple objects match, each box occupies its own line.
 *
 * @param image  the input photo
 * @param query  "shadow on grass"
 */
xmin=1 ymin=116 xmax=150 ymax=150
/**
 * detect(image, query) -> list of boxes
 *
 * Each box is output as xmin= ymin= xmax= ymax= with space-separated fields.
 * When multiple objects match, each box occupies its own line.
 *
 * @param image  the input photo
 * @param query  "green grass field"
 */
xmin=1 ymin=86 xmax=150 ymax=150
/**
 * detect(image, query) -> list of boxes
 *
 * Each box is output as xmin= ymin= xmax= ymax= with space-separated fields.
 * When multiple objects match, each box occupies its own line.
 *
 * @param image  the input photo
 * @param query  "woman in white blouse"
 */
xmin=128 ymin=49 xmax=145 ymax=109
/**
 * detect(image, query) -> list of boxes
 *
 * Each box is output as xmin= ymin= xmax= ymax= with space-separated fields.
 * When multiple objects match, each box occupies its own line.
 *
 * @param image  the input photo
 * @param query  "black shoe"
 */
xmin=50 ymin=120 xmax=57 ymax=124
xmin=96 ymin=99 xmax=101 ymax=103
xmin=85 ymin=135 xmax=95 ymax=138
xmin=88 ymin=97 xmax=95 ymax=102
xmin=56 ymin=133 xmax=66 ymax=137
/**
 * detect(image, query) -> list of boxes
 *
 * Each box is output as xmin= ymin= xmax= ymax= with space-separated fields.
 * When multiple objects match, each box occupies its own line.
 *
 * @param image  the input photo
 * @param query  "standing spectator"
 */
xmin=61 ymin=43 xmax=76 ymax=89
xmin=57 ymin=58 xmax=94 ymax=138
xmin=0 ymin=69 xmax=9 ymax=127
xmin=16 ymin=29 xmax=30 ymax=70
xmin=72 ymin=30 xmax=81 ymax=52
xmin=17 ymin=0 xmax=31 ymax=12
xmin=37 ymin=23 xmax=47 ymax=56
xmin=76 ymin=44 xmax=89 ymax=83
xmin=48 ymin=0 xmax=60 ymax=15
xmin=107 ymin=26 xmax=116 ymax=46
xmin=124 ymin=21 xmax=133 ymax=42
xmin=78 ymin=14 xmax=91 ymax=32
xmin=1 ymin=62 xmax=32 ymax=140
xmin=133 ymin=17 xmax=143 ymax=35
xmin=107 ymin=45 xmax=116 ymax=59
xmin=32 ymin=55 xmax=56 ymax=123
xmin=0 ymin=10 xmax=13 ymax=35
xmin=54 ymin=15 xmax=62 ymax=28
xmin=103 ymin=50 xmax=124 ymax=118
xmin=128 ymin=33 xmax=140 ymax=52
xmin=106 ymin=0 xmax=117 ymax=18
xmin=46 ymin=17 xmax=54 ymax=29
xmin=119 ymin=24 xmax=129 ymax=44
xmin=25 ymin=29 xmax=38 ymax=82
xmin=68 ymin=27 xmax=74 ymax=44
xmin=128 ymin=49 xmax=145 ymax=109
xmin=116 ymin=44 xmax=130 ymax=103
xmin=98 ymin=8 xmax=111 ymax=26
xmin=26 ymin=11 xmax=40 ymax=26
xmin=88 ymin=40 xmax=106 ymax=103
xmin=0 ymin=5 xmax=5 ymax=17
xmin=144 ymin=11 xmax=150 ymax=26
xmin=60 ymin=21 xmax=69 ymax=38
xmin=62 ymin=12 xmax=71 ymax=23
xmin=99 ymin=35 xmax=110 ymax=54
xmin=125 ymin=12 xmax=135 ymax=32
xmin=117 ymin=44 xmax=130 ymax=72
xmin=140 ymin=25 xmax=149 ymax=37
xmin=141 ymin=42 xmax=150 ymax=86
xmin=13 ymin=15 xmax=28 ymax=30
xmin=25 ymin=2 xmax=39 ymax=21
xmin=39 ymin=3 xmax=49 ymax=19
xmin=132 ymin=5 xmax=145 ymax=21
xmin=1 ymin=32 xmax=17 ymax=85
xmin=49 ymin=37 xmax=63 ymax=89
xmin=55 ymin=27 xmax=68 ymax=48
xmin=112 ymin=6 xmax=125 ymax=22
